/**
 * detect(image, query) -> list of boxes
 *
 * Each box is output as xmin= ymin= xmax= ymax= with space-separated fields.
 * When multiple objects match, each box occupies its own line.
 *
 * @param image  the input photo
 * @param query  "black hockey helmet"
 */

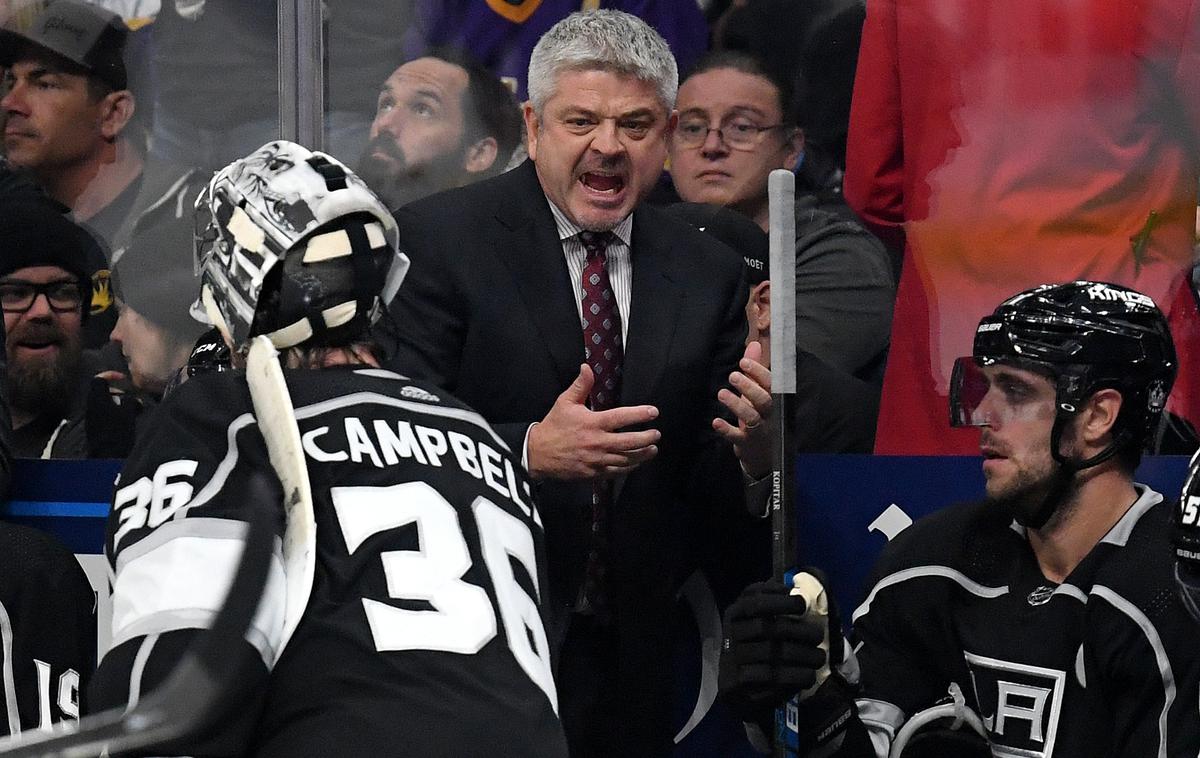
xmin=950 ymin=281 xmax=1176 ymax=470
xmin=193 ymin=141 xmax=409 ymax=352
xmin=1173 ymin=448 xmax=1200 ymax=623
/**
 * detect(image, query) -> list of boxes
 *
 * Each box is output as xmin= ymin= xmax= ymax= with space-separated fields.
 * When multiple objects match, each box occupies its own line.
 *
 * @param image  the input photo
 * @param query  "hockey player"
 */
xmin=0 ymin=523 xmax=95 ymax=737
xmin=1173 ymin=448 xmax=1200 ymax=624
xmin=88 ymin=141 xmax=567 ymax=756
xmin=720 ymin=280 xmax=1200 ymax=756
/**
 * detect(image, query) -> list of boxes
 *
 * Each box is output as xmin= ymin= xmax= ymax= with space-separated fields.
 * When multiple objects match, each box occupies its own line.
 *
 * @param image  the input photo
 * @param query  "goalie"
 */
xmin=721 ymin=281 xmax=1200 ymax=756
xmin=88 ymin=142 xmax=567 ymax=756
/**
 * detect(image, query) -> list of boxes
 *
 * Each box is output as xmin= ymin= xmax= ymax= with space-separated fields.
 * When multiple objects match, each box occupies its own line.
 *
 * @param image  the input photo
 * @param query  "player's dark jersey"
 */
xmin=90 ymin=366 xmax=567 ymax=757
xmin=849 ymin=486 xmax=1200 ymax=757
xmin=0 ymin=523 xmax=95 ymax=736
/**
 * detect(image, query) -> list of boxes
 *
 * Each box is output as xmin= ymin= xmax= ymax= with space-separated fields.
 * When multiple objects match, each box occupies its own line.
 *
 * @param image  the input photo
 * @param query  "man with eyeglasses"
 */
xmin=667 ymin=50 xmax=895 ymax=452
xmin=0 ymin=199 xmax=95 ymax=458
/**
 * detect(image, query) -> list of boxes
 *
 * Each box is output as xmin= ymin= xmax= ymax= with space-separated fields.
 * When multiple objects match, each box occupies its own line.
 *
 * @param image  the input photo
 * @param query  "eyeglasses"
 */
xmin=0 ymin=279 xmax=85 ymax=314
xmin=673 ymin=116 xmax=790 ymax=150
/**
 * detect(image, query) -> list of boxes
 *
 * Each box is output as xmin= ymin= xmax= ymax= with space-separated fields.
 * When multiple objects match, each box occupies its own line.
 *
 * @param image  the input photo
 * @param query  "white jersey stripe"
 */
xmin=124 ymin=633 xmax=158 ymax=712
xmin=111 ymin=520 xmax=286 ymax=665
xmin=1091 ymin=584 xmax=1175 ymax=758
xmin=0 ymin=600 xmax=19 ymax=735
xmin=175 ymin=413 xmax=257 ymax=522
xmin=852 ymin=566 xmax=1008 ymax=624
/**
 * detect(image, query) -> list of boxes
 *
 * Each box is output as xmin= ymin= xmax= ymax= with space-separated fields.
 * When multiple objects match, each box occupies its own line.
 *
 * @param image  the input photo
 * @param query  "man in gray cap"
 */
xmin=0 ymin=199 xmax=94 ymax=457
xmin=0 ymin=0 xmax=135 ymax=225
xmin=0 ymin=1 xmax=202 ymax=278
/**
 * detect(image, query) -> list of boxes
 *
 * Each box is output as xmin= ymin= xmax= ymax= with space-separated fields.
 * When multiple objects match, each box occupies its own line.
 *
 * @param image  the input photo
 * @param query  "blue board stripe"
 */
xmin=1 ymin=500 xmax=109 ymax=518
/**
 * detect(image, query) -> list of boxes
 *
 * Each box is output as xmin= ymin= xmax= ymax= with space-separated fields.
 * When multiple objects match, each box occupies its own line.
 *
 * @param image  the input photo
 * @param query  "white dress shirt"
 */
xmin=546 ymin=198 xmax=634 ymax=343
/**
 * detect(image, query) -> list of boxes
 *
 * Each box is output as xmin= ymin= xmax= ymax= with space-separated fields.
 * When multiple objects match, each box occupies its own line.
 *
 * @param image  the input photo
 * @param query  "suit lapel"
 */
xmin=621 ymin=209 xmax=682 ymax=405
xmin=493 ymin=162 xmax=584 ymax=389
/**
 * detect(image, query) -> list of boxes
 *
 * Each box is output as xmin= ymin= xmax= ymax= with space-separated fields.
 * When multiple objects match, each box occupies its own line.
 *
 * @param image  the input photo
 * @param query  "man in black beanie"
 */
xmin=0 ymin=199 xmax=94 ymax=457
xmin=110 ymin=216 xmax=204 ymax=399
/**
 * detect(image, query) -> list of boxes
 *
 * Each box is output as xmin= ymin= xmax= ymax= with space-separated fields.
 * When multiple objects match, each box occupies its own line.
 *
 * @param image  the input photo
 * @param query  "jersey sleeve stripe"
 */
xmin=1090 ymin=584 xmax=1176 ymax=758
xmin=173 ymin=413 xmax=258 ymax=523
xmin=111 ymin=520 xmax=285 ymax=665
xmin=114 ymin=516 xmax=255 ymax=574
xmin=124 ymin=633 xmax=159 ymax=711
xmin=851 ymin=566 xmax=1008 ymax=624
xmin=0 ymin=600 xmax=20 ymax=735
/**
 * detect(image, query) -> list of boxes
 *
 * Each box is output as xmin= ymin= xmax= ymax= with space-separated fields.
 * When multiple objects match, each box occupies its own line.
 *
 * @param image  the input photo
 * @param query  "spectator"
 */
xmin=388 ymin=11 xmax=772 ymax=755
xmin=80 ymin=213 xmax=205 ymax=458
xmin=110 ymin=215 xmax=203 ymax=399
xmin=720 ymin=281 xmax=1200 ymax=756
xmin=0 ymin=0 xmax=136 ymax=241
xmin=356 ymin=50 xmax=522 ymax=211
xmin=0 ymin=200 xmax=94 ymax=458
xmin=0 ymin=0 xmax=204 ymax=345
xmin=668 ymin=51 xmax=894 ymax=451
xmin=668 ymin=201 xmax=888 ymax=453
xmin=844 ymin=0 xmax=1200 ymax=455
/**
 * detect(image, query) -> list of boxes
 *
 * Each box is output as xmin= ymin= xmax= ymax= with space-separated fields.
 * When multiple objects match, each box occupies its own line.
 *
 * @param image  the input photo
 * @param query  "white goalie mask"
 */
xmin=192 ymin=140 xmax=408 ymax=351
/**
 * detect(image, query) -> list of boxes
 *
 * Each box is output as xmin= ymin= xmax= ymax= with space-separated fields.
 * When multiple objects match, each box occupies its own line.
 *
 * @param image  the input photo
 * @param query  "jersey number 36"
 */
xmin=332 ymin=482 xmax=557 ymax=708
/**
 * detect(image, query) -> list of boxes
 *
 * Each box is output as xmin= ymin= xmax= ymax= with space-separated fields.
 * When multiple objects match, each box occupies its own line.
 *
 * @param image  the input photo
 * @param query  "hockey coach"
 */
xmin=719 ymin=281 xmax=1200 ymax=756
xmin=387 ymin=9 xmax=774 ymax=756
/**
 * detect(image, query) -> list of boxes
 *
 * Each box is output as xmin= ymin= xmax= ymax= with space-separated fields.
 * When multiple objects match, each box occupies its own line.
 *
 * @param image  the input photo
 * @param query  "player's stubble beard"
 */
xmin=356 ymin=135 xmax=469 ymax=211
xmin=7 ymin=324 xmax=82 ymax=427
xmin=983 ymin=430 xmax=1081 ymax=532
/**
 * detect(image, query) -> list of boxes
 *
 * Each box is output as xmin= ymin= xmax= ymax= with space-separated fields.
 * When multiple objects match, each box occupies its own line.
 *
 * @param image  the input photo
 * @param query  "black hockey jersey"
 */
xmin=90 ymin=366 xmax=567 ymax=757
xmin=849 ymin=486 xmax=1200 ymax=757
xmin=0 ymin=523 xmax=95 ymax=736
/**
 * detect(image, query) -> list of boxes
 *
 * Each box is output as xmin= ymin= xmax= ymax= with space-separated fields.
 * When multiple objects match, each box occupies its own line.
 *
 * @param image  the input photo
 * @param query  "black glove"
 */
xmin=718 ymin=578 xmax=827 ymax=725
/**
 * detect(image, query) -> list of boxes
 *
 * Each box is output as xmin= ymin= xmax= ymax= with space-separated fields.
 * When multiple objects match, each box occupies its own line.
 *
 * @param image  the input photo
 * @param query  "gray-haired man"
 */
xmin=389 ymin=10 xmax=772 ymax=755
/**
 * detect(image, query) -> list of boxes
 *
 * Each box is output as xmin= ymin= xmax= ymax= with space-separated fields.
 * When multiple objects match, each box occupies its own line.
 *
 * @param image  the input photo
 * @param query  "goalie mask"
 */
xmin=193 ymin=140 xmax=408 ymax=351
xmin=1173 ymin=448 xmax=1200 ymax=623
xmin=949 ymin=281 xmax=1176 ymax=526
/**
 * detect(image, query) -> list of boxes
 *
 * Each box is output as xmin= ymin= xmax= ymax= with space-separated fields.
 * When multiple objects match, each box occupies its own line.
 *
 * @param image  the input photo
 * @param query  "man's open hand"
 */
xmin=527 ymin=364 xmax=660 ymax=480
xmin=714 ymin=341 xmax=773 ymax=478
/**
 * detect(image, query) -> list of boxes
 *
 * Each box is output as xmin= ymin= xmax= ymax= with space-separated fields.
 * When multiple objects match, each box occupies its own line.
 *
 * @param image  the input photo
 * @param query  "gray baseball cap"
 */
xmin=0 ymin=1 xmax=128 ymax=90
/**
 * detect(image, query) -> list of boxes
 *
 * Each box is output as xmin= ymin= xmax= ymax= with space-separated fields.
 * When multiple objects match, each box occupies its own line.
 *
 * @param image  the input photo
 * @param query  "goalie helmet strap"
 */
xmin=346 ymin=219 xmax=379 ymax=330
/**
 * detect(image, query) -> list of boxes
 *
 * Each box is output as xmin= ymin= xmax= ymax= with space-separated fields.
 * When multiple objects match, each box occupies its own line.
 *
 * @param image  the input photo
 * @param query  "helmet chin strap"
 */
xmin=1049 ymin=413 xmax=1128 ymax=473
xmin=1014 ymin=414 xmax=1128 ymax=530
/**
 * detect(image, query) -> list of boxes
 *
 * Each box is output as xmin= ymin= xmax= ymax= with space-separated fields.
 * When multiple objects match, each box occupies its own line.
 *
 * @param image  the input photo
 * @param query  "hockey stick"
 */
xmin=0 ymin=473 xmax=278 ymax=758
xmin=244 ymin=335 xmax=316 ymax=663
xmin=767 ymin=169 xmax=800 ymax=758
xmin=767 ymin=168 xmax=797 ymax=580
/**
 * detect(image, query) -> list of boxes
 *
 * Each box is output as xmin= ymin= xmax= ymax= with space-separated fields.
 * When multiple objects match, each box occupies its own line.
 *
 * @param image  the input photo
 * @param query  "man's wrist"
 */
xmin=523 ymin=422 xmax=541 ymax=479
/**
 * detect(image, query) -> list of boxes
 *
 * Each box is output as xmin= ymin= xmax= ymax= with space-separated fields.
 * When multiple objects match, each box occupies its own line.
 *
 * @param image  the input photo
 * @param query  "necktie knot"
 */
xmin=579 ymin=231 xmax=613 ymax=262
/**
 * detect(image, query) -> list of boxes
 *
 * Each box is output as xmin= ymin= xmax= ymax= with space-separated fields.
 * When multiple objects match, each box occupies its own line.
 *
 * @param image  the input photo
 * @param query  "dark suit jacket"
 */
xmin=387 ymin=161 xmax=764 ymax=753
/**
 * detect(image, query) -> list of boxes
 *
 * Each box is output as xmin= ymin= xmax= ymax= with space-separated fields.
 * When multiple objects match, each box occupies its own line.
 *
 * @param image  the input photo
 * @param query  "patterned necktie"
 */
xmin=578 ymin=230 xmax=622 ymax=619
xmin=579 ymin=231 xmax=623 ymax=410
